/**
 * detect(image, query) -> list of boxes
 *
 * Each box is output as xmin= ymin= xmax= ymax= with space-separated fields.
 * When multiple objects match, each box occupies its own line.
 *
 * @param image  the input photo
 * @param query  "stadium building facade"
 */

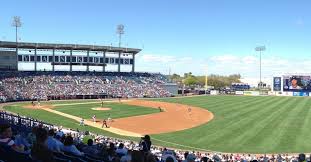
xmin=0 ymin=41 xmax=140 ymax=72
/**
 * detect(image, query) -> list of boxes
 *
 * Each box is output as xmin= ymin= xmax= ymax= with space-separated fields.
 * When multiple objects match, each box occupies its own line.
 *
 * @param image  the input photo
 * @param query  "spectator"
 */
xmin=46 ymin=129 xmax=61 ymax=152
xmin=299 ymin=153 xmax=306 ymax=162
xmin=31 ymin=128 xmax=54 ymax=162
xmin=116 ymin=143 xmax=128 ymax=156
xmin=0 ymin=123 xmax=25 ymax=152
xmin=186 ymin=153 xmax=196 ymax=162
xmin=54 ymin=135 xmax=64 ymax=150
xmin=146 ymin=152 xmax=157 ymax=162
xmin=183 ymin=151 xmax=189 ymax=162
xmin=201 ymin=157 xmax=208 ymax=162
xmin=120 ymin=150 xmax=132 ymax=162
xmin=27 ymin=126 xmax=37 ymax=147
xmin=62 ymin=135 xmax=84 ymax=156
xmin=131 ymin=150 xmax=144 ymax=162
xmin=166 ymin=156 xmax=175 ymax=162
xmin=81 ymin=139 xmax=99 ymax=156
xmin=140 ymin=135 xmax=151 ymax=153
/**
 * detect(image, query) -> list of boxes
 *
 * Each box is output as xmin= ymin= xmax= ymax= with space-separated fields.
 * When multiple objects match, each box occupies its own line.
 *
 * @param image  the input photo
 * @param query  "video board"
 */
xmin=283 ymin=75 xmax=311 ymax=92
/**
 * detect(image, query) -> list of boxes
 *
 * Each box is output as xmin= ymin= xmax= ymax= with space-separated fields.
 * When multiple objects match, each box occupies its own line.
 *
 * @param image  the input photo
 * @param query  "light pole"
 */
xmin=116 ymin=24 xmax=124 ymax=48
xmin=116 ymin=24 xmax=124 ymax=72
xmin=12 ymin=16 xmax=22 ymax=44
xmin=12 ymin=16 xmax=22 ymax=71
xmin=205 ymin=66 xmax=208 ymax=95
xmin=255 ymin=46 xmax=266 ymax=88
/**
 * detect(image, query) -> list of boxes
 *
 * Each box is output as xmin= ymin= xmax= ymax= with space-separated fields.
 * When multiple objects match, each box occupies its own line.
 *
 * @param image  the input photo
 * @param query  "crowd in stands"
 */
xmin=0 ymin=71 xmax=171 ymax=101
xmin=1 ymin=111 xmax=311 ymax=162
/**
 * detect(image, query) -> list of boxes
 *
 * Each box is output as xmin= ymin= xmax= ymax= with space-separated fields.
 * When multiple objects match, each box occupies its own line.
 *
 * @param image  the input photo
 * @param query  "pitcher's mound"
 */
xmin=91 ymin=107 xmax=111 ymax=111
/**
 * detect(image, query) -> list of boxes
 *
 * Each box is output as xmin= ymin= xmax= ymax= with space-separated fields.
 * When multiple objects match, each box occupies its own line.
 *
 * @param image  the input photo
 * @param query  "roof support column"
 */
xmin=52 ymin=48 xmax=55 ymax=72
xmin=70 ymin=49 xmax=73 ymax=72
xmin=86 ymin=50 xmax=90 ymax=72
xmin=132 ymin=54 xmax=135 ymax=73
xmin=118 ymin=51 xmax=121 ymax=72
xmin=34 ymin=47 xmax=37 ymax=71
xmin=103 ymin=51 xmax=106 ymax=72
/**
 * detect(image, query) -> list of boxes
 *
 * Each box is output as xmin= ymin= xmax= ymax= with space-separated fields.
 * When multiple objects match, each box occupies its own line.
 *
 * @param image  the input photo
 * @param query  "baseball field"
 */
xmin=3 ymin=95 xmax=311 ymax=154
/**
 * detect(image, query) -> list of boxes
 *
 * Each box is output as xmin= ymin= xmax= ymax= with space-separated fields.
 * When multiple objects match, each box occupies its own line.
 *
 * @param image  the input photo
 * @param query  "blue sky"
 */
xmin=0 ymin=0 xmax=311 ymax=83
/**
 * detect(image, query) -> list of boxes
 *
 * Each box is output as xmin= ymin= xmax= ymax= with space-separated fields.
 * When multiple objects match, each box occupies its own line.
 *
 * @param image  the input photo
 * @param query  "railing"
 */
xmin=0 ymin=111 xmax=53 ymax=129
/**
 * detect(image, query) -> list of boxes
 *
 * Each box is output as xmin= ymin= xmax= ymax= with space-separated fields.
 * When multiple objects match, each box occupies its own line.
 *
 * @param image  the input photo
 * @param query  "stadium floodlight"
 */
xmin=116 ymin=24 xmax=124 ymax=47
xmin=12 ymin=16 xmax=22 ymax=70
xmin=255 ymin=46 xmax=266 ymax=87
xmin=12 ymin=16 xmax=22 ymax=43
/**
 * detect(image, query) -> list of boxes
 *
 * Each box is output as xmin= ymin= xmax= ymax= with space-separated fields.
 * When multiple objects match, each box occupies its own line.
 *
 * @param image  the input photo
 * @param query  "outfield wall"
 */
xmin=234 ymin=91 xmax=310 ymax=97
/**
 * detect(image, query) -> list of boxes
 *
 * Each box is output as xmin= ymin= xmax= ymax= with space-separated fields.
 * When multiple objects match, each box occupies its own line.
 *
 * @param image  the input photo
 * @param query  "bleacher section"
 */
xmin=0 ymin=71 xmax=171 ymax=102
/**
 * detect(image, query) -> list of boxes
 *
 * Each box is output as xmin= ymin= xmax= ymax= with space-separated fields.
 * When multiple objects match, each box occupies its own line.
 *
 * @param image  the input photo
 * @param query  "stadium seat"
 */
xmin=0 ymin=144 xmax=33 ymax=162
xmin=60 ymin=151 xmax=87 ymax=162
xmin=53 ymin=156 xmax=71 ymax=162
xmin=85 ymin=153 xmax=107 ymax=162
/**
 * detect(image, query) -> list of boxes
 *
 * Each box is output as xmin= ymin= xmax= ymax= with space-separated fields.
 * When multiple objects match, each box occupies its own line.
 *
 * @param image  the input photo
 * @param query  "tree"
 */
xmin=183 ymin=75 xmax=198 ymax=86
xmin=168 ymin=72 xmax=241 ymax=88
xmin=170 ymin=73 xmax=182 ymax=82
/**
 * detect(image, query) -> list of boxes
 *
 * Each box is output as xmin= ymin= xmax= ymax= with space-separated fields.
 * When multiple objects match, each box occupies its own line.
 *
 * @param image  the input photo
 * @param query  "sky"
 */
xmin=0 ymin=0 xmax=311 ymax=85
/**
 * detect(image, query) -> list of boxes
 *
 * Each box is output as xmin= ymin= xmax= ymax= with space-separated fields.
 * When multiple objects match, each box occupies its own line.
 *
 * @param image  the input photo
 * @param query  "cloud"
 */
xmin=138 ymin=54 xmax=193 ymax=64
xmin=135 ymin=53 xmax=311 ymax=86
xmin=242 ymin=56 xmax=257 ymax=64
xmin=208 ymin=54 xmax=311 ymax=79
xmin=210 ymin=55 xmax=240 ymax=63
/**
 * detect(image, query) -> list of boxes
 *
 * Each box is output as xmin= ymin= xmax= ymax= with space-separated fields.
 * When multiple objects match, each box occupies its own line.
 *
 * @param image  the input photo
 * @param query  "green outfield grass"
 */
xmin=153 ymin=96 xmax=311 ymax=153
xmin=54 ymin=102 xmax=159 ymax=119
xmin=4 ymin=96 xmax=311 ymax=153
xmin=3 ymin=103 xmax=138 ymax=141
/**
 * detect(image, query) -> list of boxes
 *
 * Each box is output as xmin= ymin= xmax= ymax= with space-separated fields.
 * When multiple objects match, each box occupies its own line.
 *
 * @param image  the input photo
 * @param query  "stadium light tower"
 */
xmin=116 ymin=24 xmax=124 ymax=47
xmin=12 ymin=16 xmax=22 ymax=44
xmin=255 ymin=46 xmax=266 ymax=87
xmin=12 ymin=16 xmax=22 ymax=71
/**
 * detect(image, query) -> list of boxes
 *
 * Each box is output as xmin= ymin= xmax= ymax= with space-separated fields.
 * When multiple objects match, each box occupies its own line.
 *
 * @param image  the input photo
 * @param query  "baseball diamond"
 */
xmin=2 ymin=95 xmax=311 ymax=154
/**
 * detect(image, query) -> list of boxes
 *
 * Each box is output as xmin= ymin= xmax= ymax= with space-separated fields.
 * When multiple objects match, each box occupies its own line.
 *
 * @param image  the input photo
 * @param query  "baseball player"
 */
xmin=107 ymin=114 xmax=112 ymax=122
xmin=158 ymin=106 xmax=163 ymax=112
xmin=102 ymin=119 xmax=109 ymax=128
xmin=80 ymin=118 xmax=85 ymax=126
xmin=188 ymin=107 xmax=192 ymax=115
xmin=92 ymin=115 xmax=96 ymax=123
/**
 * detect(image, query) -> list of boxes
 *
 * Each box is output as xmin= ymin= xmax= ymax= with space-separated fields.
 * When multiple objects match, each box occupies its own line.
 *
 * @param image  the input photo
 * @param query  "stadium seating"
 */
xmin=0 ymin=71 xmax=171 ymax=102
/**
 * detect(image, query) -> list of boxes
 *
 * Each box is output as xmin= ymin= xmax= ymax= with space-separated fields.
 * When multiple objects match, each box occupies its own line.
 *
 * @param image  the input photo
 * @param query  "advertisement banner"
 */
xmin=273 ymin=77 xmax=282 ymax=91
xmin=293 ymin=92 xmax=309 ymax=96
xmin=235 ymin=91 xmax=244 ymax=95
xmin=268 ymin=91 xmax=275 ymax=96
xmin=282 ymin=92 xmax=293 ymax=96
xmin=243 ymin=91 xmax=260 ymax=96
xmin=210 ymin=90 xmax=219 ymax=95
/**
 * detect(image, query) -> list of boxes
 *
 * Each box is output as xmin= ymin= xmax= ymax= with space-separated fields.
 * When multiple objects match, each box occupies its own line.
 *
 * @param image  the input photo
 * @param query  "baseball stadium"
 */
xmin=1 ymin=1 xmax=311 ymax=162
